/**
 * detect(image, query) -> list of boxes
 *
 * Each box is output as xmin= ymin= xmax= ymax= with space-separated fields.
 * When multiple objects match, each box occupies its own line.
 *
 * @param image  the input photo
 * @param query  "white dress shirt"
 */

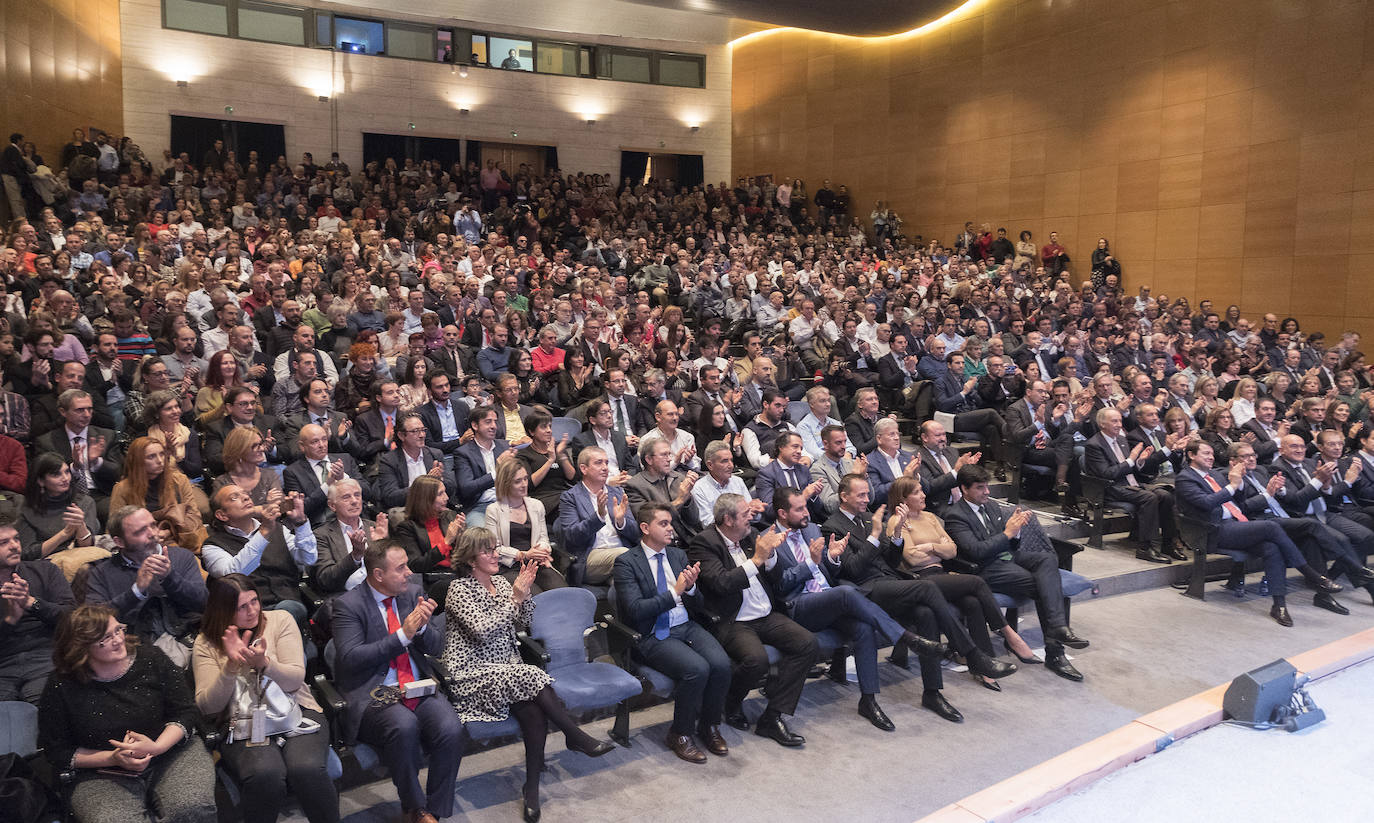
xmin=722 ymin=528 xmax=775 ymax=622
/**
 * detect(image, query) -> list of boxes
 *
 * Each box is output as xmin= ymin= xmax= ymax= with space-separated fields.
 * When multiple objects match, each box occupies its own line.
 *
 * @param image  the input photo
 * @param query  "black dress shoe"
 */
xmin=754 ymin=712 xmax=805 ymax=747
xmin=993 ymin=465 xmax=1008 ymax=482
xmin=1045 ymin=653 xmax=1084 ymax=682
xmin=921 ymin=690 xmax=964 ymax=723
xmin=1270 ymin=604 xmax=1294 ymax=627
xmin=977 ymin=675 xmax=1003 ymax=692
xmin=1046 ymin=626 xmax=1090 ymax=649
xmin=723 ymin=704 xmax=749 ymax=731
xmin=697 ymin=725 xmax=729 ymax=756
xmin=1313 ymin=592 xmax=1350 ymax=615
xmin=1222 ymin=580 xmax=1247 ymax=598
xmin=901 ymin=630 xmax=948 ymax=657
xmin=858 ymin=695 xmax=895 ymax=731
xmin=1165 ymin=543 xmax=1189 ymax=562
xmin=966 ymin=649 xmax=1017 ymax=679
xmin=569 ymin=737 xmax=615 ymax=758
xmin=1309 ymin=575 xmax=1343 ymax=594
xmin=665 ymin=733 xmax=707 ymax=764
xmin=522 ymin=790 xmax=541 ymax=823
xmin=1135 ymin=546 xmax=1171 ymax=564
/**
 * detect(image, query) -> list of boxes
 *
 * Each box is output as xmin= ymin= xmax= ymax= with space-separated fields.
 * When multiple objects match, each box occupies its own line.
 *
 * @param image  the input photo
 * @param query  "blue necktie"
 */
xmin=653 ymin=553 xmax=671 ymax=640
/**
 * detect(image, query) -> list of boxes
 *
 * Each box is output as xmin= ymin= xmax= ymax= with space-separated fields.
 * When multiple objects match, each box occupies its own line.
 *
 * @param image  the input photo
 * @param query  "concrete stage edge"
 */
xmin=915 ymin=627 xmax=1374 ymax=823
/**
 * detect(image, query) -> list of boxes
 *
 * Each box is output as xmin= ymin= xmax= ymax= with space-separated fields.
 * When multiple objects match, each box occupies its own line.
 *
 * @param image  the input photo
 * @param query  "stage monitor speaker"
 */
xmin=1223 ymin=659 xmax=1296 ymax=725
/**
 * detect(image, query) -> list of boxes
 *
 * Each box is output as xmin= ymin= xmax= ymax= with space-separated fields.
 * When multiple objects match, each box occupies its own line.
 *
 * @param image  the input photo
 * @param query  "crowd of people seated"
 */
xmin=3 ymin=126 xmax=1374 ymax=823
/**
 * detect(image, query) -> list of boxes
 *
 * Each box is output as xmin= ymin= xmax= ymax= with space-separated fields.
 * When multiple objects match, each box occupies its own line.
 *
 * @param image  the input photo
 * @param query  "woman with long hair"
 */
xmin=486 ymin=459 xmax=566 ymax=595
xmin=195 ymin=350 xmax=246 ymax=417
xmin=556 ymin=348 xmax=600 ymax=412
xmin=439 ymin=528 xmax=613 ymax=822
xmin=392 ymin=475 xmax=465 ymax=577
xmin=142 ymin=388 xmax=203 ymax=477
xmin=18 ymin=453 xmax=99 ymax=560
xmin=192 ymin=575 xmax=338 ymax=823
xmin=212 ymin=427 xmax=281 ymax=507
xmin=398 ymin=356 xmax=430 ymax=412
xmin=110 ymin=437 xmax=210 ymax=552
xmin=39 ymin=604 xmax=217 ymax=823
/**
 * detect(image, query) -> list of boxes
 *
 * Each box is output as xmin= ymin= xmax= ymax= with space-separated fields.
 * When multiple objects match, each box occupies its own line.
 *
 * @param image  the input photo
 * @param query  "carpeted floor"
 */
xmin=287 ymin=582 xmax=1374 ymax=823
xmin=1022 ymin=657 xmax=1374 ymax=822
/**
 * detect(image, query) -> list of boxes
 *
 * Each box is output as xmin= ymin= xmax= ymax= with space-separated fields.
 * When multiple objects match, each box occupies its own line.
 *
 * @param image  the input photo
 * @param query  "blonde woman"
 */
xmin=485 ymin=459 xmax=565 ymax=595
xmin=212 ymin=427 xmax=281 ymax=507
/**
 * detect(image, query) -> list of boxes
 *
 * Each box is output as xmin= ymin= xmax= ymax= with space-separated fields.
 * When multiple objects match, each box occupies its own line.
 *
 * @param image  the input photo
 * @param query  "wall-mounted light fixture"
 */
xmin=176 ymin=79 xmax=189 ymax=88
xmin=317 ymin=95 xmax=329 ymax=102
xmin=409 ymin=122 xmax=416 ymax=130
xmin=225 ymin=105 xmax=234 ymax=114
xmin=689 ymin=123 xmax=700 ymax=132
xmin=459 ymin=66 xmax=469 ymax=78
xmin=584 ymin=115 xmax=597 ymax=125
xmin=459 ymin=107 xmax=470 ymax=115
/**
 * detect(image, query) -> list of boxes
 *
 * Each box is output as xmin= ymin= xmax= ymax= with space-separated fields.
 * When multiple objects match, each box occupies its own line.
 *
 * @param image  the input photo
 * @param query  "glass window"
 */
xmin=238 ymin=1 xmax=305 ymax=46
xmin=658 ymin=54 xmax=704 ymax=88
xmin=599 ymin=49 xmax=651 ymax=83
xmin=313 ymin=11 xmax=331 ymax=47
xmin=469 ymin=32 xmax=489 ymax=66
xmin=490 ymin=37 xmax=533 ymax=71
xmin=437 ymin=29 xmax=453 ymax=63
xmin=536 ymin=42 xmax=578 ymax=76
xmin=335 ymin=16 xmax=384 ymax=55
xmin=164 ymin=0 xmax=228 ymax=36
xmin=385 ymin=21 xmax=433 ymax=61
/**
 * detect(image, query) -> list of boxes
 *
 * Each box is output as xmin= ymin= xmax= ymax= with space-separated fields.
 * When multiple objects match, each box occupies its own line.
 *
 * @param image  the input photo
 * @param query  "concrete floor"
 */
xmin=285 ymin=582 xmax=1374 ymax=823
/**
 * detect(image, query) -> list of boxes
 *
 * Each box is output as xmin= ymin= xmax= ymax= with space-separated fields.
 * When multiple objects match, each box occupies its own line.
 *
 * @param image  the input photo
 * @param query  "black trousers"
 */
xmin=1021 ymin=437 xmax=1081 ymax=496
xmin=1107 ymin=483 xmax=1176 ymax=545
xmin=953 ymin=408 xmax=1005 ymax=458
xmin=862 ymin=577 xmax=980 ymax=691
xmin=218 ymin=708 xmax=339 ymax=823
xmin=980 ymin=549 xmax=1067 ymax=632
xmin=914 ymin=567 xmax=1008 ymax=656
xmin=357 ymin=694 xmax=466 ymax=817
xmin=716 ymin=611 xmax=819 ymax=716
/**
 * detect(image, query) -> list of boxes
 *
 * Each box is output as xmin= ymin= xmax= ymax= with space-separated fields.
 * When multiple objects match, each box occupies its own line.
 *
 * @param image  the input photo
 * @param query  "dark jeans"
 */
xmin=218 ymin=708 xmax=339 ymax=823
xmin=0 ymin=649 xmax=53 ymax=704
xmin=357 ymin=694 xmax=466 ymax=817
xmin=636 ymin=620 xmax=732 ymax=735
xmin=716 ymin=611 xmax=819 ymax=716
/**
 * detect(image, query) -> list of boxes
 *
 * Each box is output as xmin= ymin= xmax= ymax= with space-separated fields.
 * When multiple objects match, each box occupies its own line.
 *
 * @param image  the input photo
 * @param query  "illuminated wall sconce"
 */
xmin=317 ymin=95 xmax=329 ymax=102
xmin=511 ymin=130 xmax=518 ymax=138
xmin=458 ymin=107 xmax=470 ymax=115
xmin=689 ymin=123 xmax=700 ymax=132
xmin=459 ymin=66 xmax=469 ymax=78
xmin=408 ymin=122 xmax=416 ymax=130
xmin=176 ymin=79 xmax=189 ymax=88
xmin=584 ymin=115 xmax=597 ymax=125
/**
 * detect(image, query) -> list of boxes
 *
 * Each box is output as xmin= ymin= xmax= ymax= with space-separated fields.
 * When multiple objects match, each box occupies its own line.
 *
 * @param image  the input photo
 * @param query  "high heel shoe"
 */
xmin=569 ymin=735 xmax=615 ymax=758
xmin=523 ymin=786 xmax=541 ymax=823
xmin=977 ymin=675 xmax=1002 ymax=692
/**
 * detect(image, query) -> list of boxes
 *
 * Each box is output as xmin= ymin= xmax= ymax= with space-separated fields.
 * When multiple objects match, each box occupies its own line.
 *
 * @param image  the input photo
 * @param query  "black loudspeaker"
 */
xmin=1223 ymin=659 xmax=1297 ymax=725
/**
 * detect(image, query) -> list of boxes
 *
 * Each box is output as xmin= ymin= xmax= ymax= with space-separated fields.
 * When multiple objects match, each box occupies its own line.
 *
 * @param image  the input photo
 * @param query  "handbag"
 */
xmin=226 ymin=669 xmax=309 ymax=744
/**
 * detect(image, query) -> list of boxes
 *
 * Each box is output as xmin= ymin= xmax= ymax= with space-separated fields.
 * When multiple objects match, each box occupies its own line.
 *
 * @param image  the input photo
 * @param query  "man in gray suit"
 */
xmin=810 ymin=424 xmax=866 ymax=518
xmin=313 ymin=478 xmax=388 ymax=594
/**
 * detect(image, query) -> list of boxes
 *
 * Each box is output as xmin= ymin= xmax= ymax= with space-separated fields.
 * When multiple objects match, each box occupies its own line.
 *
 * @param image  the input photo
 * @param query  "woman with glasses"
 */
xmin=38 ymin=604 xmax=217 ymax=823
xmin=439 ymin=528 xmax=613 ymax=822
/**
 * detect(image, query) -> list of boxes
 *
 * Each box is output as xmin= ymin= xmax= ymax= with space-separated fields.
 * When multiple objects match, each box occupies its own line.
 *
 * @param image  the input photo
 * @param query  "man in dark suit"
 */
xmin=682 ymin=365 xmax=736 ymax=432
xmin=1084 ymin=408 xmax=1181 ymax=563
xmin=844 ymin=388 xmax=886 ymax=457
xmin=461 ymin=306 xmax=497 ymax=349
xmin=611 ymin=502 xmax=732 ymax=763
xmin=1240 ymin=396 xmax=1286 ymax=464
xmin=312 ymin=477 xmax=387 ymax=595
xmin=916 ymin=421 xmax=980 ymax=517
xmin=379 ymin=412 xmax=457 ymax=510
xmin=284 ymin=378 xmax=362 ymax=462
xmin=1003 ymin=379 xmax=1083 ymax=517
xmin=944 ymin=464 xmax=1088 ymax=681
xmin=687 ymin=492 xmax=818 ymax=747
xmin=0 ymin=521 xmax=75 ymax=704
xmin=425 ymin=324 xmax=470 ymax=381
xmin=773 ymin=487 xmax=944 ymax=731
xmin=331 ymin=542 xmax=464 ymax=823
xmin=637 ymin=368 xmax=685 ymax=432
xmin=453 ymin=406 xmax=512 ymax=527
xmin=201 ymin=386 xmax=288 ymax=477
xmin=282 ymin=423 xmax=371 ymax=526
xmin=416 ymin=371 xmax=470 ymax=457
xmin=875 ymin=334 xmax=923 ymax=414
xmin=1274 ymin=432 xmax=1374 ymax=586
xmin=821 ymin=474 xmax=1014 ymax=722
xmin=251 ymin=283 xmax=288 ymax=346
xmin=572 ymin=399 xmax=639 ymax=477
xmin=975 ymin=354 xmax=1026 ymax=412
xmin=753 ymin=432 xmax=826 ymax=522
xmin=1175 ymin=439 xmax=1342 ymax=625
xmin=34 ymin=389 xmax=121 ymax=504
xmin=602 ymin=369 xmax=647 ymax=438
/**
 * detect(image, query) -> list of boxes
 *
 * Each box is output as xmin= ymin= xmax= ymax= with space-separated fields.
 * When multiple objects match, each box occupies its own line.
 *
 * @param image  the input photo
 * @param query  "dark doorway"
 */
xmin=362 ymin=133 xmax=464 ymax=168
xmin=170 ymin=115 xmax=286 ymax=169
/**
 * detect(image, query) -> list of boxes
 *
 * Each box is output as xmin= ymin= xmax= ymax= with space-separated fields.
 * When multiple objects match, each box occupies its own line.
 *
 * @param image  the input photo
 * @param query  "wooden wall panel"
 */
xmin=1 ymin=0 xmax=123 ymax=181
xmin=732 ymin=0 xmax=1374 ymax=338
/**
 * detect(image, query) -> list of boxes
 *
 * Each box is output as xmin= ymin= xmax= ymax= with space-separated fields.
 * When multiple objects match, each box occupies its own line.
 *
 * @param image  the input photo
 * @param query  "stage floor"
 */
xmin=1023 ymin=657 xmax=1374 ymax=823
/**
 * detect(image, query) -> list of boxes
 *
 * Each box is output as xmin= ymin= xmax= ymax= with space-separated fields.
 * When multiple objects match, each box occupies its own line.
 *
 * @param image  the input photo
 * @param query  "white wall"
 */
xmin=120 ymin=0 xmax=731 ymax=182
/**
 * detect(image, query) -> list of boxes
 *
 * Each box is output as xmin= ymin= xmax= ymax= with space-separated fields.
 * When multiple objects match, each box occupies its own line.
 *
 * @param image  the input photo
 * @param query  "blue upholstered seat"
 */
xmin=530 ymin=588 xmax=643 ymax=713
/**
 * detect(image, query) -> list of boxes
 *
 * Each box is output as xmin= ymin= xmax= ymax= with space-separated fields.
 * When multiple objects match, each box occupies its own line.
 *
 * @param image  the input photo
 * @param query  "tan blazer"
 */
xmin=192 ymin=608 xmax=320 ymax=722
xmin=484 ymin=496 xmax=550 ymax=567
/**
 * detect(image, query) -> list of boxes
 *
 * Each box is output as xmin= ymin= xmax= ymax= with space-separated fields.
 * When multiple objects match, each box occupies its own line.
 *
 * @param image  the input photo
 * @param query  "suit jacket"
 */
xmin=768 ymin=522 xmax=842 ymax=610
xmin=624 ymin=468 xmax=701 ymax=538
xmin=282 ymin=453 xmax=369 ymax=526
xmin=916 ymin=445 xmax=962 ymax=513
xmin=682 ymin=388 xmax=731 ymax=431
xmin=353 ymin=408 xmax=399 ymax=466
xmin=844 ymin=412 xmax=880 ymax=456
xmin=425 ymin=346 xmax=472 ymax=381
xmin=943 ymin=498 xmax=1017 ymax=568
xmin=312 ymin=515 xmax=377 ymax=594
xmin=1002 ymin=400 xmax=1046 ymax=452
xmin=1084 ymin=431 xmax=1159 ymax=493
xmin=557 ymin=482 xmax=641 ymax=560
xmin=284 ymin=409 xmax=361 ymax=462
xmin=865 ymin=448 xmax=917 ymax=506
xmin=34 ymin=426 xmax=122 ymax=494
xmin=1240 ymin=419 xmax=1281 ymax=463
xmin=1173 ymin=465 xmax=1240 ymax=525
xmin=202 ymin=414 xmax=286 ymax=477
xmin=611 ymin=545 xmax=710 ymax=639
xmin=636 ymin=392 xmax=680 ymax=434
xmin=493 ymin=403 xmax=533 ymax=441
xmin=82 ymin=361 xmax=132 ymax=423
xmin=976 ymin=373 xmax=1026 ymax=411
xmin=1350 ymin=453 xmax=1374 ymax=506
xmin=876 ymin=352 xmax=917 ymax=390
xmin=1272 ymin=457 xmax=1332 ymax=518
xmin=330 ymin=581 xmax=445 ymax=744
xmin=1125 ymin=426 xmax=1180 ymax=476
xmin=392 ymin=510 xmax=462 ymax=574
xmin=818 ymin=510 xmax=894 ymax=589
xmin=416 ymin=399 xmax=471 ymax=455
xmin=753 ymin=459 xmax=815 ymax=515
xmin=686 ymin=525 xmax=783 ymax=625
xmin=452 ymin=439 xmax=509 ymax=508
xmin=810 ymin=453 xmax=861 ymax=517
xmin=571 ymin=429 xmax=639 ymax=475
xmin=377 ymin=446 xmax=455 ymax=509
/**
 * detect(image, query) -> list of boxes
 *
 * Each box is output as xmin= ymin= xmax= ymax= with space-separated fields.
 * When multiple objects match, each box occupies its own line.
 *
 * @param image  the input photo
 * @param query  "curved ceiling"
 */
xmin=622 ymin=0 xmax=973 ymax=37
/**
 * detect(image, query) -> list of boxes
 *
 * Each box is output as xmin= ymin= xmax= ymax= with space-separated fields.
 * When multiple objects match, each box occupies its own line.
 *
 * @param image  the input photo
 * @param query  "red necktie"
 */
xmin=383 ymin=597 xmax=419 ymax=710
xmin=1202 ymin=473 xmax=1248 ymax=522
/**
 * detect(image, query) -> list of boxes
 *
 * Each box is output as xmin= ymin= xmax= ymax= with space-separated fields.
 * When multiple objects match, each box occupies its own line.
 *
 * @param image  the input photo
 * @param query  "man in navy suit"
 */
xmin=772 ymin=487 xmax=942 ymax=731
xmin=611 ymin=502 xmax=732 ymax=764
xmin=558 ymin=446 xmax=641 ymax=584
xmin=282 ymin=423 xmax=371 ymax=526
xmin=944 ymin=464 xmax=1087 ymax=681
xmin=416 ymin=371 xmax=470 ymax=456
xmin=753 ymin=432 xmax=826 ymax=522
xmin=865 ymin=418 xmax=919 ymax=505
xmin=453 ymin=406 xmax=511 ymax=527
xmin=331 ymin=542 xmax=464 ymax=823
xmin=1173 ymin=439 xmax=1340 ymax=626
xmin=376 ymin=413 xmax=456 ymax=509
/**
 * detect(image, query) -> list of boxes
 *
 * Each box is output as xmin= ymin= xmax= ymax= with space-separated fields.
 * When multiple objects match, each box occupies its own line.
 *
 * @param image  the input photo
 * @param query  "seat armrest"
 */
xmin=299 ymin=580 xmax=325 ymax=613
xmin=516 ymin=632 xmax=551 ymax=666
xmin=599 ymin=614 xmax=642 ymax=643
xmin=941 ymin=556 xmax=980 ymax=575
xmin=1080 ymin=474 xmax=1111 ymax=504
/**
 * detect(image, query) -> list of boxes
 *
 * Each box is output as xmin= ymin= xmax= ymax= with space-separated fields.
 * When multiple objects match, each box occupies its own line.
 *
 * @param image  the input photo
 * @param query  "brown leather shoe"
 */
xmin=408 ymin=811 xmax=439 ymax=823
xmin=697 ymin=724 xmax=729 ymax=756
xmin=665 ymin=732 xmax=707 ymax=764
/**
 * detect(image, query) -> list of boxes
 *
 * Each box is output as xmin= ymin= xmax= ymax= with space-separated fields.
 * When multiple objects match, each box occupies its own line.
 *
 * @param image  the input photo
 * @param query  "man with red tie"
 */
xmin=331 ymin=543 xmax=465 ymax=823
xmin=1173 ymin=440 xmax=1341 ymax=627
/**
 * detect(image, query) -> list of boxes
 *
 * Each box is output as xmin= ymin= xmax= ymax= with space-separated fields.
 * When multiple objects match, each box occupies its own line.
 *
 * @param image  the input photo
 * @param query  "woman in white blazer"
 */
xmin=486 ymin=459 xmax=567 ymax=594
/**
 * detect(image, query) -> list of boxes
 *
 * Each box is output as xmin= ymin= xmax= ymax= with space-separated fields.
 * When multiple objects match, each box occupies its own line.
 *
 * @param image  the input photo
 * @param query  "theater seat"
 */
xmin=0 ymin=701 xmax=38 ymax=757
xmin=994 ymin=569 xmax=1098 ymax=635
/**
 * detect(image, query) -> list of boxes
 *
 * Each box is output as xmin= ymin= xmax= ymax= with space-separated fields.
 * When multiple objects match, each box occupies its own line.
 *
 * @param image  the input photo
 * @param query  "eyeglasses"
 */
xmin=476 ymin=546 xmax=499 ymax=556
xmin=96 ymin=625 xmax=127 ymax=648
